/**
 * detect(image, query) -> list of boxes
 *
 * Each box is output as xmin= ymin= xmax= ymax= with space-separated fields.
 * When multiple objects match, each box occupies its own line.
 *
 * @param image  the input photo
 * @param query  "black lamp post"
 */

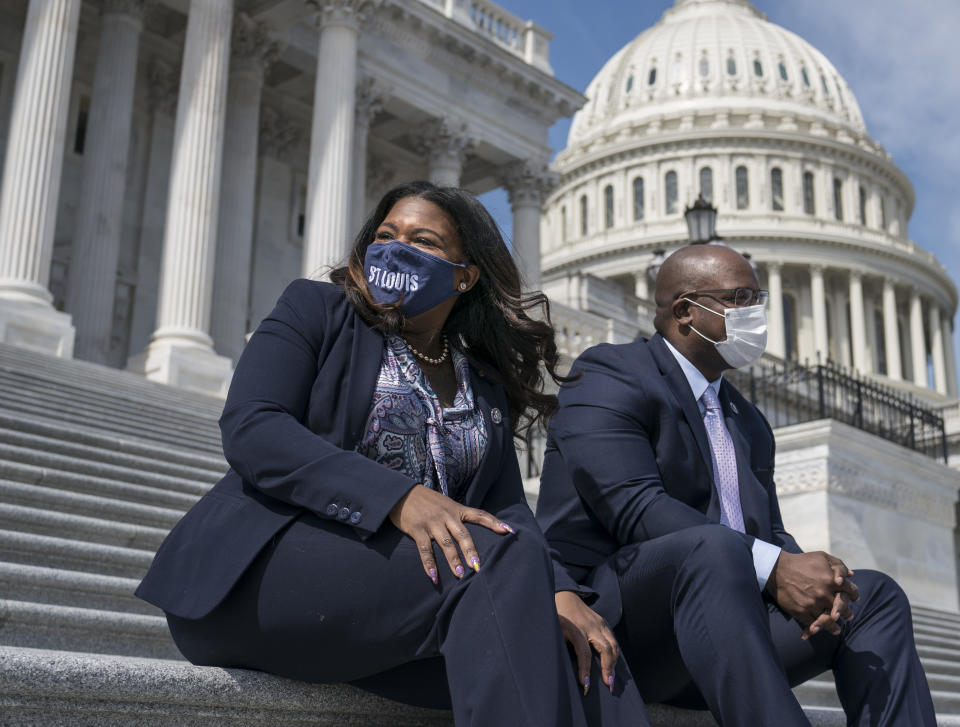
xmin=684 ymin=194 xmax=718 ymax=244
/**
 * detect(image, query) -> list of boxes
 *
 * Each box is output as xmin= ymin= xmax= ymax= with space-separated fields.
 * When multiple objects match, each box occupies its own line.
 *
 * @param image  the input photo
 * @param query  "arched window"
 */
xmin=753 ymin=59 xmax=763 ymax=77
xmin=699 ymin=56 xmax=710 ymax=77
xmin=665 ymin=171 xmax=678 ymax=214
xmin=604 ymin=185 xmax=614 ymax=229
xmin=770 ymin=167 xmax=784 ymax=211
xmin=560 ymin=205 xmax=567 ymax=241
xmin=859 ymin=185 xmax=868 ymax=225
xmin=801 ymin=67 xmax=811 ymax=87
xmin=633 ymin=177 xmax=645 ymax=221
xmin=783 ymin=294 xmax=798 ymax=362
xmin=880 ymin=196 xmax=887 ymax=230
xmin=579 ymin=194 xmax=588 ymax=236
xmin=699 ymin=167 xmax=713 ymax=202
xmin=778 ymin=61 xmax=788 ymax=81
xmin=648 ymin=66 xmax=657 ymax=85
xmin=820 ymin=73 xmax=830 ymax=95
xmin=727 ymin=55 xmax=737 ymax=76
xmin=735 ymin=166 xmax=749 ymax=209
xmin=625 ymin=75 xmax=634 ymax=93
xmin=803 ymin=171 xmax=815 ymax=215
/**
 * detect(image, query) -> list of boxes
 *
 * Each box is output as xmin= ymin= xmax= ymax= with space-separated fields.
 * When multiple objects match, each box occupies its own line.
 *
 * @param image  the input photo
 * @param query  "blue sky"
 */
xmin=480 ymin=0 xmax=960 ymax=365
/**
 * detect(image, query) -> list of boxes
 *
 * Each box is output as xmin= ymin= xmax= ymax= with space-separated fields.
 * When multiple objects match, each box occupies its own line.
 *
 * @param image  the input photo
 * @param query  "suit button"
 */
xmin=338 ymin=507 xmax=350 ymax=521
xmin=325 ymin=503 xmax=338 ymax=516
xmin=349 ymin=511 xmax=362 ymax=524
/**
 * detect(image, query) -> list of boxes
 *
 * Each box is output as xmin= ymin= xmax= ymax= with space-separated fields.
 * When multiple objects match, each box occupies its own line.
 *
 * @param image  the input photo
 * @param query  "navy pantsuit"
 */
xmin=136 ymin=280 xmax=650 ymax=727
xmin=536 ymin=333 xmax=936 ymax=726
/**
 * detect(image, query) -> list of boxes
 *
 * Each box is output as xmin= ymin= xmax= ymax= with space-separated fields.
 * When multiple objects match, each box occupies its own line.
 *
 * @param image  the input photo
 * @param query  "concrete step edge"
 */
xmin=0 ymin=562 xmax=140 ymax=600
xmin=0 ymin=530 xmax=153 ymax=575
xmin=0 ymin=478 xmax=187 ymax=529
xmin=0 ymin=600 xmax=167 ymax=637
xmin=0 ymin=502 xmax=168 ymax=550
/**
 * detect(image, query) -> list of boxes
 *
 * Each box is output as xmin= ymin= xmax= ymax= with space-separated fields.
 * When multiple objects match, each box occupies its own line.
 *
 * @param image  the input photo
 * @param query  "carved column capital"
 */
xmin=258 ymin=106 xmax=305 ymax=163
xmin=355 ymin=76 xmax=387 ymax=130
xmin=416 ymin=117 xmax=474 ymax=169
xmin=147 ymin=58 xmax=177 ymax=117
xmin=499 ymin=159 xmax=557 ymax=208
xmin=231 ymin=13 xmax=283 ymax=75
xmin=308 ymin=0 xmax=382 ymax=31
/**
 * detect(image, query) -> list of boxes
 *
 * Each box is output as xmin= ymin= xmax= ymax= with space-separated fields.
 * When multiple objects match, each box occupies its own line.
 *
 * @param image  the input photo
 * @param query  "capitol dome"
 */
xmin=541 ymin=0 xmax=958 ymax=400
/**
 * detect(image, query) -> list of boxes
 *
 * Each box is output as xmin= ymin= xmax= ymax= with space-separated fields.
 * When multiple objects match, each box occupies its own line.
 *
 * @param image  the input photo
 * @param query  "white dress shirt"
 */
xmin=662 ymin=338 xmax=781 ymax=589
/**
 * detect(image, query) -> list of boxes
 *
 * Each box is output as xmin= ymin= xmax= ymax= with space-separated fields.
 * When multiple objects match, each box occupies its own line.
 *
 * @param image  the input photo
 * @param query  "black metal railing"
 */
xmin=726 ymin=359 xmax=948 ymax=463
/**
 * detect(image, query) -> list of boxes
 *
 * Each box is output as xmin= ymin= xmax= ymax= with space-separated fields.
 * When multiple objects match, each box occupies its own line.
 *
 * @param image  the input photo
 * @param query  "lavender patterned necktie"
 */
xmin=700 ymin=386 xmax=746 ymax=533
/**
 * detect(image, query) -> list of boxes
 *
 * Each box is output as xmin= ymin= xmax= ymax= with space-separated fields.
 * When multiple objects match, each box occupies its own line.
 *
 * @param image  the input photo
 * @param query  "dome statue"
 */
xmin=541 ymin=0 xmax=958 ymax=401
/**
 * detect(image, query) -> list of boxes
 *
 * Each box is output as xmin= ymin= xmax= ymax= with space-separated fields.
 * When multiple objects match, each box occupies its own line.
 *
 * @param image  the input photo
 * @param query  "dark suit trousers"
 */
xmin=165 ymin=511 xmax=651 ymax=727
xmin=612 ymin=524 xmax=935 ymax=727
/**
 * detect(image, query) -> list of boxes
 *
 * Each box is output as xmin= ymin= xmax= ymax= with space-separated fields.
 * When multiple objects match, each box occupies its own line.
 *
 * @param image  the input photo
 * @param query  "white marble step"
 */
xmin=0 ymin=479 xmax=188 ymax=530
xmin=0 ymin=529 xmax=154 ymax=580
xmin=0 ymin=561 xmax=154 ymax=616
xmin=0 ymin=502 xmax=169 ymax=550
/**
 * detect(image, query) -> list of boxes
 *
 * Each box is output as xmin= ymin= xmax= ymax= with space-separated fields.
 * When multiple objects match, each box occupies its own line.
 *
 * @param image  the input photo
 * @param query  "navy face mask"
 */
xmin=364 ymin=240 xmax=467 ymax=318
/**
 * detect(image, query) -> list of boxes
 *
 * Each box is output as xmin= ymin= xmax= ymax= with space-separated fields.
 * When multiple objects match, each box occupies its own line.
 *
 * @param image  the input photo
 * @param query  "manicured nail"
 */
xmin=608 ymin=672 xmax=615 ymax=694
xmin=428 ymin=568 xmax=438 ymax=585
xmin=470 ymin=556 xmax=480 ymax=572
xmin=455 ymin=564 xmax=464 ymax=577
xmin=582 ymin=676 xmax=590 ymax=696
xmin=499 ymin=521 xmax=515 ymax=534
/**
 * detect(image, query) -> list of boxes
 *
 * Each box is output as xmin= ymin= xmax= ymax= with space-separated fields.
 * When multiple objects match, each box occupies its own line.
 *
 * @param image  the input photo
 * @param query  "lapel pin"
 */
xmin=490 ymin=407 xmax=502 ymax=424
xmin=730 ymin=402 xmax=739 ymax=415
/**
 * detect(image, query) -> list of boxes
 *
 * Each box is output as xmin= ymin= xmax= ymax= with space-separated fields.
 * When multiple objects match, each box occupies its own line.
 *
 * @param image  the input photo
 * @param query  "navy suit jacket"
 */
xmin=535 ymin=333 xmax=801 ymax=625
xmin=137 ymin=280 xmax=541 ymax=619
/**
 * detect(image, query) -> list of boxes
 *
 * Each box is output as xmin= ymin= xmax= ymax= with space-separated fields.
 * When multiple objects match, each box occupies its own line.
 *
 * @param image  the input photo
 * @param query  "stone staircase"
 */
xmin=0 ymin=342 xmax=958 ymax=725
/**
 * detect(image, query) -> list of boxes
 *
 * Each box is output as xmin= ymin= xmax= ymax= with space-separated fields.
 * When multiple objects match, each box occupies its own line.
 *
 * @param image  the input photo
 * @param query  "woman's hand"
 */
xmin=389 ymin=484 xmax=514 ymax=584
xmin=555 ymin=590 xmax=618 ymax=696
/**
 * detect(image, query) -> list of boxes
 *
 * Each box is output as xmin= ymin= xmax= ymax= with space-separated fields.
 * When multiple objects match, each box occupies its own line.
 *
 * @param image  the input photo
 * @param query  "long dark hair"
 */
xmin=331 ymin=180 xmax=570 ymax=438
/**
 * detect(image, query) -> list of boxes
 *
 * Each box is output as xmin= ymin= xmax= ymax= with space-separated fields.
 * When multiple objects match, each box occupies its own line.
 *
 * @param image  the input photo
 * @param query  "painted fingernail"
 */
xmin=428 ymin=568 xmax=438 ymax=585
xmin=499 ymin=521 xmax=515 ymax=533
xmin=582 ymin=676 xmax=590 ymax=696
xmin=455 ymin=565 xmax=464 ymax=577
xmin=608 ymin=672 xmax=615 ymax=694
xmin=470 ymin=556 xmax=480 ymax=572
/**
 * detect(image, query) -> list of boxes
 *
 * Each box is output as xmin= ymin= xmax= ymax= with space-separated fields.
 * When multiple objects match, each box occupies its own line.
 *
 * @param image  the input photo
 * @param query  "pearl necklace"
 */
xmin=405 ymin=334 xmax=449 ymax=366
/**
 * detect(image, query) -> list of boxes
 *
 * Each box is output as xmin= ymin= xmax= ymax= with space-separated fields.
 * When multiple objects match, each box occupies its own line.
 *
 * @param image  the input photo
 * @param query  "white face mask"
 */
xmin=683 ymin=298 xmax=768 ymax=369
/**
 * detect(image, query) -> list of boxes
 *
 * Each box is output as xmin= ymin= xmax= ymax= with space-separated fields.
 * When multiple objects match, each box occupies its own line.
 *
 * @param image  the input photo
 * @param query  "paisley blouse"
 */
xmin=356 ymin=335 xmax=488 ymax=501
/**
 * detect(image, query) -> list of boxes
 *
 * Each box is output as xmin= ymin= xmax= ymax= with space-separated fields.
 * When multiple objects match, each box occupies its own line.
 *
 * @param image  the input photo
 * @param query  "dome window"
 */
xmin=778 ymin=61 xmax=788 ymax=81
xmin=770 ymin=168 xmax=784 ymax=211
xmin=801 ymin=67 xmax=811 ymax=87
xmin=735 ymin=166 xmax=749 ymax=209
xmin=604 ymin=185 xmax=615 ymax=229
xmin=626 ymin=75 xmax=634 ymax=93
xmin=665 ymin=171 xmax=678 ymax=214
xmin=833 ymin=178 xmax=843 ymax=221
xmin=648 ymin=67 xmax=657 ymax=85
xmin=699 ymin=167 xmax=713 ymax=203
xmin=699 ymin=56 xmax=710 ymax=78
xmin=820 ymin=74 xmax=830 ymax=95
xmin=803 ymin=171 xmax=815 ymax=215
xmin=880 ymin=195 xmax=887 ymax=230
xmin=727 ymin=55 xmax=737 ymax=76
xmin=753 ymin=59 xmax=763 ymax=77
xmin=580 ymin=194 xmax=588 ymax=236
xmin=859 ymin=185 xmax=868 ymax=225
xmin=633 ymin=177 xmax=645 ymax=221
xmin=561 ymin=206 xmax=567 ymax=241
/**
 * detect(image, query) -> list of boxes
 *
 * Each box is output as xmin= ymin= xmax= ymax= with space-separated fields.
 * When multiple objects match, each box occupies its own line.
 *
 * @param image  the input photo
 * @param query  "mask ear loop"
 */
xmin=680 ymin=297 xmax=724 ymax=345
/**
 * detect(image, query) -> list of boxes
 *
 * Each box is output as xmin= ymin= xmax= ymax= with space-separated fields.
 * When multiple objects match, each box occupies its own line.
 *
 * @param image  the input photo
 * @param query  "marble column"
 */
xmin=930 ymin=305 xmax=948 ymax=395
xmin=65 ymin=0 xmax=146 ymax=364
xmin=908 ymin=290 xmax=928 ymax=388
xmin=128 ymin=59 xmax=177 ymax=357
xmin=942 ymin=315 xmax=958 ymax=397
xmin=766 ymin=262 xmax=785 ymax=359
xmin=849 ymin=271 xmax=868 ymax=374
xmin=809 ymin=265 xmax=828 ymax=363
xmin=881 ymin=277 xmax=902 ymax=380
xmin=0 ymin=0 xmax=81 ymax=356
xmin=417 ymin=117 xmax=472 ymax=187
xmin=209 ymin=15 xmax=280 ymax=364
xmin=303 ymin=0 xmax=380 ymax=279
xmin=634 ymin=271 xmax=649 ymax=301
xmin=351 ymin=77 xmax=385 ymax=232
xmin=500 ymin=160 xmax=555 ymax=291
xmin=128 ymin=0 xmax=233 ymax=395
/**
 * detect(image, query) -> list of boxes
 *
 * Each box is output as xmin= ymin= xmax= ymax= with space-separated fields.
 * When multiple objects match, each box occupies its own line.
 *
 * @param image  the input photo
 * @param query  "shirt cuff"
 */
xmin=752 ymin=539 xmax=782 ymax=590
